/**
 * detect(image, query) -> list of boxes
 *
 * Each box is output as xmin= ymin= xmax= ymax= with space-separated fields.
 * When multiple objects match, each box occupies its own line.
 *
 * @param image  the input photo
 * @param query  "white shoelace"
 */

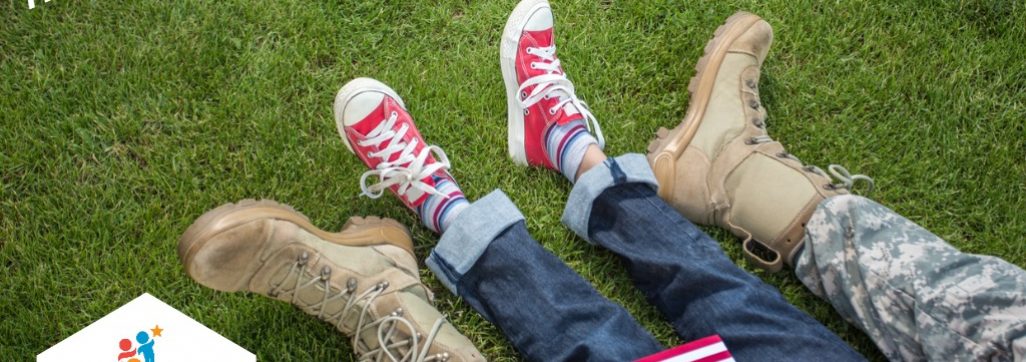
xmin=358 ymin=111 xmax=451 ymax=202
xmin=517 ymin=45 xmax=605 ymax=146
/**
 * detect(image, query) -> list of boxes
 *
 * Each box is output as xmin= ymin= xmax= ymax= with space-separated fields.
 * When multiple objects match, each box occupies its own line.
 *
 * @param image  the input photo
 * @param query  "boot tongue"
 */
xmin=388 ymin=290 xmax=480 ymax=359
xmin=350 ymin=289 xmax=434 ymax=358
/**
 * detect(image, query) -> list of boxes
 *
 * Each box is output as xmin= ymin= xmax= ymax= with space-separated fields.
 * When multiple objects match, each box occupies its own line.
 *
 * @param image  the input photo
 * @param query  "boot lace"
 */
xmin=518 ymin=45 xmax=605 ymax=147
xmin=746 ymin=135 xmax=875 ymax=192
xmin=269 ymin=252 xmax=451 ymax=362
xmin=358 ymin=111 xmax=452 ymax=202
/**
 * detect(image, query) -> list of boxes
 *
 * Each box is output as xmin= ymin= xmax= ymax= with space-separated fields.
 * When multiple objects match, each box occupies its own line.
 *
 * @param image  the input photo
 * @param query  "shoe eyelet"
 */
xmin=523 ymin=109 xmax=529 ymax=115
xmin=520 ymin=91 xmax=528 ymax=99
xmin=530 ymin=63 xmax=537 ymax=69
xmin=549 ymin=108 xmax=556 ymax=115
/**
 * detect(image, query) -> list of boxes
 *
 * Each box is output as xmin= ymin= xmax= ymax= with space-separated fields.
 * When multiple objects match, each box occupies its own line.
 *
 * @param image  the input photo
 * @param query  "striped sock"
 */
xmin=416 ymin=176 xmax=469 ymax=234
xmin=544 ymin=120 xmax=598 ymax=182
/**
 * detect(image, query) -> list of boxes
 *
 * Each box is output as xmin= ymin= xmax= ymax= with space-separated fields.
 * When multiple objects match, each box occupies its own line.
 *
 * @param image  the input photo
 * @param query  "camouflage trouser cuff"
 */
xmin=795 ymin=194 xmax=1026 ymax=360
xmin=561 ymin=153 xmax=659 ymax=243
xmin=426 ymin=190 xmax=525 ymax=295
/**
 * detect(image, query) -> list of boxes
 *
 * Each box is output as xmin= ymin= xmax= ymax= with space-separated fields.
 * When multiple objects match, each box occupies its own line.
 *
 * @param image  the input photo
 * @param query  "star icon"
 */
xmin=150 ymin=325 xmax=163 ymax=337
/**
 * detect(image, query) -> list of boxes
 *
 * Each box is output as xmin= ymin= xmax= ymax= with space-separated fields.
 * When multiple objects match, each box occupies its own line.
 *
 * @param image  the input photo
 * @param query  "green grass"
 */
xmin=2 ymin=0 xmax=1025 ymax=360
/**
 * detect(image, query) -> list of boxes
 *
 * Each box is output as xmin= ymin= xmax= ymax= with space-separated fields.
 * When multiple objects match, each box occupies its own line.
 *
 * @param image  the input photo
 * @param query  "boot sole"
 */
xmin=647 ymin=12 xmax=764 ymax=176
xmin=178 ymin=199 xmax=414 ymax=280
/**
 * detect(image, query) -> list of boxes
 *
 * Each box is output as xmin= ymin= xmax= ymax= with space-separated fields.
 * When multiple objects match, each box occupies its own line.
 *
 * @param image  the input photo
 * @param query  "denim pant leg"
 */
xmin=426 ymin=190 xmax=664 ymax=362
xmin=562 ymin=154 xmax=865 ymax=361
xmin=796 ymin=195 xmax=1026 ymax=361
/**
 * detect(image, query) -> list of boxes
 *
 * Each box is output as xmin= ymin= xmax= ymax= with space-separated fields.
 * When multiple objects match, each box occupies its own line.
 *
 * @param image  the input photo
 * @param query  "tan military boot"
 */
xmin=647 ymin=12 xmax=872 ymax=272
xmin=178 ymin=200 xmax=485 ymax=362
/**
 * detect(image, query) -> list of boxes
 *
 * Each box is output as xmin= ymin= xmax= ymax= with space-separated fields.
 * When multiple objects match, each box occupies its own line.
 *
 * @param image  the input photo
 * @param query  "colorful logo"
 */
xmin=117 ymin=325 xmax=163 ymax=362
xmin=38 ymin=294 xmax=254 ymax=362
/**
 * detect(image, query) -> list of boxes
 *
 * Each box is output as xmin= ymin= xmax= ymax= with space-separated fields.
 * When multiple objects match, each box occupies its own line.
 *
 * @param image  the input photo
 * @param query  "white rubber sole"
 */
xmin=500 ymin=0 xmax=550 ymax=167
xmin=332 ymin=77 xmax=406 ymax=153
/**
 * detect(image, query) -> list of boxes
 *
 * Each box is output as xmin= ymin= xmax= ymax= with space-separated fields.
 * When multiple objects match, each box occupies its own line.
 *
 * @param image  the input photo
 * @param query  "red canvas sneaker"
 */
xmin=333 ymin=78 xmax=455 ymax=210
xmin=501 ymin=0 xmax=604 ymax=168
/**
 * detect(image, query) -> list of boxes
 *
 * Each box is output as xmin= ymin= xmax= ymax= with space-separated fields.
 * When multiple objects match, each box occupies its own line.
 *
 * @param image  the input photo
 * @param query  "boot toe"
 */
xmin=729 ymin=18 xmax=774 ymax=64
xmin=181 ymin=220 xmax=272 ymax=292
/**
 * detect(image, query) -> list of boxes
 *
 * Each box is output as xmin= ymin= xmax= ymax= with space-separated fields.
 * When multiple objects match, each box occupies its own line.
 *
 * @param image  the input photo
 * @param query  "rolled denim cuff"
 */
xmin=426 ymin=189 xmax=525 ymax=295
xmin=561 ymin=153 xmax=659 ymax=243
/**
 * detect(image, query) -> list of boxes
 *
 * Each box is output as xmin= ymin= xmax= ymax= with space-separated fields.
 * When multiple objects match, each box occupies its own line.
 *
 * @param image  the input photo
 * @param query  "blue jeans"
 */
xmin=427 ymin=154 xmax=865 ymax=361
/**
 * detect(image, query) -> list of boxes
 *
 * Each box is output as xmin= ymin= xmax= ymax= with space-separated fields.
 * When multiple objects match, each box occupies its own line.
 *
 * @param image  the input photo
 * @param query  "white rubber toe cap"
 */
xmin=523 ymin=6 xmax=552 ymax=31
xmin=341 ymin=92 xmax=385 ymax=127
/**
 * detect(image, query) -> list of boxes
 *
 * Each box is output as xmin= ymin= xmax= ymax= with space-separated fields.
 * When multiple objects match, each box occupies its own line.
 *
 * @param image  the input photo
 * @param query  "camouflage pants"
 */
xmin=795 ymin=195 xmax=1026 ymax=361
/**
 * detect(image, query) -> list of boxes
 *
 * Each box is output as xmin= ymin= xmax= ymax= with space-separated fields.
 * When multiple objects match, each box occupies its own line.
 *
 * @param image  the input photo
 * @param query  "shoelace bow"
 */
xmin=747 ymin=135 xmax=875 ymax=192
xmin=517 ymin=45 xmax=605 ymax=147
xmin=358 ymin=111 xmax=451 ymax=202
xmin=269 ymin=252 xmax=451 ymax=362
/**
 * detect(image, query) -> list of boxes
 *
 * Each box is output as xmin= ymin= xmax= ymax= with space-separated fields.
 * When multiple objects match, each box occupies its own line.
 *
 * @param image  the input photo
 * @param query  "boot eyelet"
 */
xmin=746 ymin=79 xmax=756 ymax=89
xmin=777 ymin=152 xmax=789 ymax=158
xmin=749 ymin=100 xmax=760 ymax=109
xmin=530 ymin=63 xmax=537 ymax=69
xmin=752 ymin=118 xmax=764 ymax=128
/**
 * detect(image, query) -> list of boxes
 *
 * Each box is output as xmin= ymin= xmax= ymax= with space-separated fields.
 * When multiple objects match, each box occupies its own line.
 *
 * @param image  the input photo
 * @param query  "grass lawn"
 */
xmin=3 ymin=0 xmax=1025 ymax=360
